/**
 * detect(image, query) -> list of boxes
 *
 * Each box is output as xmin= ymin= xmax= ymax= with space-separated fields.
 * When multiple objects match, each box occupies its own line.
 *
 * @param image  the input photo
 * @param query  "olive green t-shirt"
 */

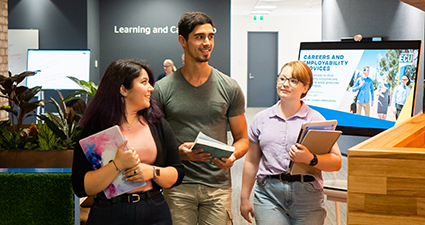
xmin=152 ymin=67 xmax=245 ymax=188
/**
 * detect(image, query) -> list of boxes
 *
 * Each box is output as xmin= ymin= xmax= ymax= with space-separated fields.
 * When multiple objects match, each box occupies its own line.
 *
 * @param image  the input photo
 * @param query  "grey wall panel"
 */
xmin=9 ymin=0 xmax=89 ymax=115
xmin=322 ymin=0 xmax=423 ymax=41
xmin=322 ymin=0 xmax=425 ymax=153
xmin=8 ymin=0 xmax=88 ymax=50
xmin=88 ymin=0 xmax=101 ymax=84
xmin=8 ymin=0 xmax=230 ymax=114
xmin=99 ymin=0 xmax=231 ymax=79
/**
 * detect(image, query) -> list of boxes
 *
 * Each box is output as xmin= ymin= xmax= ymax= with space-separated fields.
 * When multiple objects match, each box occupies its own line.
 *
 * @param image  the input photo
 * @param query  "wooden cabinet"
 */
xmin=347 ymin=112 xmax=425 ymax=224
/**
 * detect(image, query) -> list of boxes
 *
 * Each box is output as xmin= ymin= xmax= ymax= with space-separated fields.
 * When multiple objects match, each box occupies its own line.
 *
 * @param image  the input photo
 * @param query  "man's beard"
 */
xmin=195 ymin=56 xmax=210 ymax=63
xmin=188 ymin=48 xmax=211 ymax=63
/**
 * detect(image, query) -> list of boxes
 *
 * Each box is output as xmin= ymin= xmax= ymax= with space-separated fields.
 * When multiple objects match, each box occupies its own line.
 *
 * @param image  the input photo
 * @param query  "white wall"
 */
xmin=229 ymin=11 xmax=323 ymax=225
xmin=230 ymin=14 xmax=322 ymax=99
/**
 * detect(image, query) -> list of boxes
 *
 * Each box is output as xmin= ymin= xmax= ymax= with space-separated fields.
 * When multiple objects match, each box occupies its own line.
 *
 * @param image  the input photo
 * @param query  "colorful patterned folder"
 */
xmin=79 ymin=125 xmax=145 ymax=198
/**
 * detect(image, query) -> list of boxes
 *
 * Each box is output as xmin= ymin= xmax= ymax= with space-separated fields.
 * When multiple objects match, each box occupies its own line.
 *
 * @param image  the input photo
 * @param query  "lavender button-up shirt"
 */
xmin=248 ymin=101 xmax=326 ymax=189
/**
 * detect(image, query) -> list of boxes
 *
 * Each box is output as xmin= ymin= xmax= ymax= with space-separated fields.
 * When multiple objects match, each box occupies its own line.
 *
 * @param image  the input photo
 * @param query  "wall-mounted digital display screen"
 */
xmin=26 ymin=49 xmax=90 ymax=90
xmin=299 ymin=41 xmax=421 ymax=136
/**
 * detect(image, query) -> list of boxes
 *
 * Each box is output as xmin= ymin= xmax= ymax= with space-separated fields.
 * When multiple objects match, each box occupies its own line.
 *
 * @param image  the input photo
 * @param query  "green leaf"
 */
xmin=0 ymin=71 xmax=35 ymax=88
xmin=37 ymin=114 xmax=67 ymax=140
xmin=67 ymin=76 xmax=90 ymax=92
xmin=37 ymin=122 xmax=60 ymax=150
xmin=20 ymin=102 xmax=44 ymax=114
xmin=14 ymin=86 xmax=28 ymax=96
xmin=56 ymin=90 xmax=69 ymax=120
xmin=0 ymin=126 xmax=28 ymax=150
xmin=49 ymin=97 xmax=65 ymax=121
xmin=0 ymin=125 xmax=11 ymax=140
xmin=13 ymin=71 xmax=36 ymax=85
xmin=20 ymin=86 xmax=42 ymax=102
xmin=89 ymin=81 xmax=98 ymax=90
xmin=47 ymin=112 xmax=66 ymax=129
xmin=65 ymin=76 xmax=97 ymax=99
xmin=63 ymin=91 xmax=88 ymax=102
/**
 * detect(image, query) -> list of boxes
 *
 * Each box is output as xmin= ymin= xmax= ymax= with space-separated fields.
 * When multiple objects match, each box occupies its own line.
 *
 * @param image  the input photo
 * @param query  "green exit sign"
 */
xmin=253 ymin=15 xmax=264 ymax=21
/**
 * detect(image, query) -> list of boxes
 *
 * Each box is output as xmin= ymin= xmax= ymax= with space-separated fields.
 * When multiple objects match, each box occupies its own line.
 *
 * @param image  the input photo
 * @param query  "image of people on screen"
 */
xmin=301 ymin=47 xmax=419 ymax=133
xmin=376 ymin=74 xmax=392 ymax=120
xmin=340 ymin=50 xmax=417 ymax=122
xmin=352 ymin=66 xmax=374 ymax=117
xmin=392 ymin=75 xmax=411 ymax=119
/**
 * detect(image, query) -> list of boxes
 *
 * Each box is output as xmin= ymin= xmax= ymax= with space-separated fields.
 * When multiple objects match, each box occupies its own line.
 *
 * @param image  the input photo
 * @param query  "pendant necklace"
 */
xmin=126 ymin=118 xmax=139 ymax=130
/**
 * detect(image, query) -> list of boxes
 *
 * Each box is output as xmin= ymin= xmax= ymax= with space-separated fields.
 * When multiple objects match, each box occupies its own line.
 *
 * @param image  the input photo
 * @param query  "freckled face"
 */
xmin=277 ymin=66 xmax=308 ymax=100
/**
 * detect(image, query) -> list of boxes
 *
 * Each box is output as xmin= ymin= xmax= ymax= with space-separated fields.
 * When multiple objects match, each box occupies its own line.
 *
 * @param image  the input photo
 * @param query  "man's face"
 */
xmin=363 ymin=67 xmax=369 ymax=77
xmin=183 ymin=23 xmax=214 ymax=63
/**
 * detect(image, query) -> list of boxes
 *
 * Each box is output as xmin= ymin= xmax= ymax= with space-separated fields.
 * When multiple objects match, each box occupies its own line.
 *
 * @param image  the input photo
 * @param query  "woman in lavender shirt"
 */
xmin=240 ymin=61 xmax=342 ymax=225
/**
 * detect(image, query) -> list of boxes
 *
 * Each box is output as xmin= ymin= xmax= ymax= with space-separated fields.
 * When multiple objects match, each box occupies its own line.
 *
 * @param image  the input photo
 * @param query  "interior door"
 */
xmin=247 ymin=32 xmax=278 ymax=107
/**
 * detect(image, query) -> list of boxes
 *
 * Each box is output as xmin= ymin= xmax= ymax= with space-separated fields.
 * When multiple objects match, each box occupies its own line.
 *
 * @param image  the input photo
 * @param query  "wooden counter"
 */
xmin=347 ymin=112 xmax=425 ymax=225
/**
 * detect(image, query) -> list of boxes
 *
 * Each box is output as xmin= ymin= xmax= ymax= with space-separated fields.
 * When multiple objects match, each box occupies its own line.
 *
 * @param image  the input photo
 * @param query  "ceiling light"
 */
xmin=254 ymin=5 xmax=277 ymax=9
xmin=259 ymin=0 xmax=285 ymax=2
xmin=251 ymin=10 xmax=271 ymax=14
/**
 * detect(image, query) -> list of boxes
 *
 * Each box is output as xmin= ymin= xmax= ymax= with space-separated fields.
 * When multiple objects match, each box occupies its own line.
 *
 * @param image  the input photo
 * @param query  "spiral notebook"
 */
xmin=79 ymin=125 xmax=145 ymax=199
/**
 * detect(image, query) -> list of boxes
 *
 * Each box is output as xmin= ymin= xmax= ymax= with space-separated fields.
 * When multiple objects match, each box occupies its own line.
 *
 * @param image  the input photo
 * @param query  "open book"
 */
xmin=191 ymin=132 xmax=235 ymax=164
xmin=289 ymin=120 xmax=342 ymax=175
xmin=79 ymin=125 xmax=145 ymax=199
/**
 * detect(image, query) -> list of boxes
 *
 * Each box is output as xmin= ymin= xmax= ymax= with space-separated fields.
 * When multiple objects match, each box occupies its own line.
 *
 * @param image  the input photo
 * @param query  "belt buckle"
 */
xmin=279 ymin=173 xmax=288 ymax=182
xmin=130 ymin=193 xmax=141 ymax=203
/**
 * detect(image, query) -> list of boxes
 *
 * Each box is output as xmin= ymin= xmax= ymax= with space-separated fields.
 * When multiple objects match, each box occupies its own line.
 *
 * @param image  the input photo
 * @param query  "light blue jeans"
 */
xmin=253 ymin=177 xmax=326 ymax=225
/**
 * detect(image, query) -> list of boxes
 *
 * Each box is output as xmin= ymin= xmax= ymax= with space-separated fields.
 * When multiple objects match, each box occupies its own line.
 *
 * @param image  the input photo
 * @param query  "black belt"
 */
xmin=269 ymin=173 xmax=315 ymax=182
xmin=96 ymin=189 xmax=162 ymax=203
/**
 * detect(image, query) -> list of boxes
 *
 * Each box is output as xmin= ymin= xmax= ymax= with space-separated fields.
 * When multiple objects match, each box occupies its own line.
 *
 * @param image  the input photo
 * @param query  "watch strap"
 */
xmin=309 ymin=154 xmax=318 ymax=166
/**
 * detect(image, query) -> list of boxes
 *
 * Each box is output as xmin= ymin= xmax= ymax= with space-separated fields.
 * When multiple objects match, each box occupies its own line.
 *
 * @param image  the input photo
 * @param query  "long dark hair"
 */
xmin=80 ymin=59 xmax=163 ymax=130
xmin=402 ymin=75 xmax=411 ymax=86
xmin=65 ymin=99 xmax=86 ymax=122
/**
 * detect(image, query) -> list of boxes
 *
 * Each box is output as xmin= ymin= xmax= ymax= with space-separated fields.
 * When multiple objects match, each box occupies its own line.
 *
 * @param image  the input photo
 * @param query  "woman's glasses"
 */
xmin=277 ymin=75 xmax=300 ymax=87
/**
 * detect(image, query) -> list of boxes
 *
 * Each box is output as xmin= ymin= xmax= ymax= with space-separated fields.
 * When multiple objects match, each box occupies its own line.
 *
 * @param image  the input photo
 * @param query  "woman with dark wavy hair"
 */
xmin=72 ymin=59 xmax=184 ymax=225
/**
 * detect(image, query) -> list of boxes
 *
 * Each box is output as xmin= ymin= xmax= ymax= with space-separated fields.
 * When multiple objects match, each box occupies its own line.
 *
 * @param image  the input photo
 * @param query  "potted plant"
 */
xmin=0 ymin=73 xmax=88 ymax=225
xmin=63 ymin=76 xmax=98 ymax=102
xmin=0 ymin=71 xmax=48 ymax=149
xmin=38 ymin=90 xmax=82 ymax=150
xmin=0 ymin=72 xmax=77 ymax=168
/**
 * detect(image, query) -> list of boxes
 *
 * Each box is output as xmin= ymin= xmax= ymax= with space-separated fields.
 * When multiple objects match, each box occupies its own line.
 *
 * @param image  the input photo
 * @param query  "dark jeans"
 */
xmin=395 ymin=103 xmax=404 ymax=119
xmin=87 ymin=193 xmax=172 ymax=225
